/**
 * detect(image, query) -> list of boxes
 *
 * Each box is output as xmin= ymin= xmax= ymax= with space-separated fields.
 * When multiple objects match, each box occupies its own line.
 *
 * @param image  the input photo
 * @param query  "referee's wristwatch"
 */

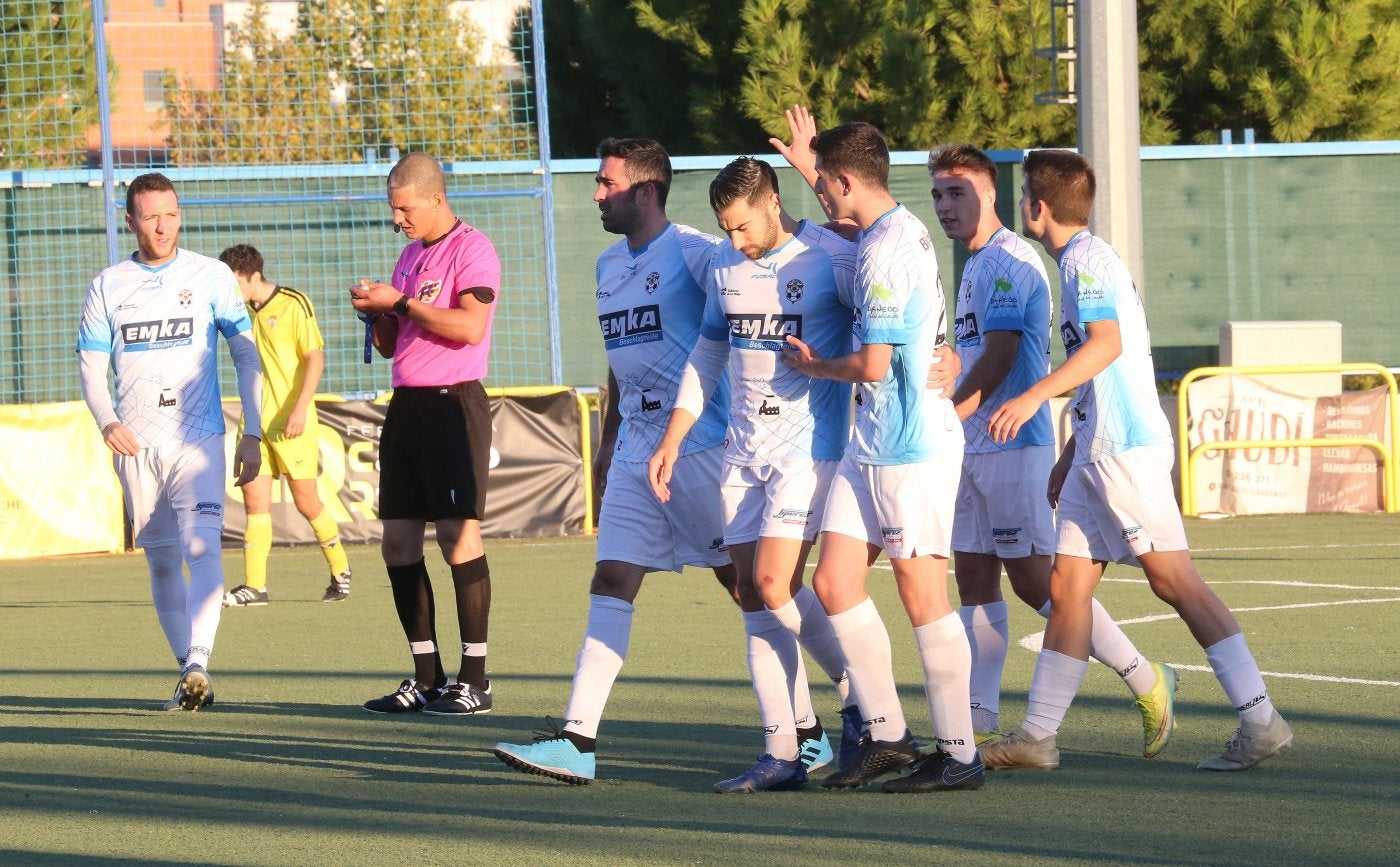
xmin=393 ymin=295 xmax=411 ymax=317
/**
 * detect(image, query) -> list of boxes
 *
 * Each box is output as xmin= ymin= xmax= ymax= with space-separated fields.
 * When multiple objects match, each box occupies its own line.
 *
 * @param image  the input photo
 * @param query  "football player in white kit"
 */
xmin=648 ymin=156 xmax=862 ymax=792
xmin=981 ymin=149 xmax=1291 ymax=772
xmin=929 ymin=144 xmax=1178 ymax=758
xmin=77 ymin=172 xmax=263 ymax=711
xmin=784 ymin=122 xmax=984 ymax=793
xmin=495 ymin=139 xmax=841 ymax=786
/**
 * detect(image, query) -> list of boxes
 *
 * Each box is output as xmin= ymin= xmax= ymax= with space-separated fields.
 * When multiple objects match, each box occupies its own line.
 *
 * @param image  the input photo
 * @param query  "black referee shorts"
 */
xmin=379 ymin=381 xmax=492 ymax=522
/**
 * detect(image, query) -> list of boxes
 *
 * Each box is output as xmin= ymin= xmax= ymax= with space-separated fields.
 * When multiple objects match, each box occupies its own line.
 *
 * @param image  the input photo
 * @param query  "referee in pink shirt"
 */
xmin=350 ymin=152 xmax=501 ymax=717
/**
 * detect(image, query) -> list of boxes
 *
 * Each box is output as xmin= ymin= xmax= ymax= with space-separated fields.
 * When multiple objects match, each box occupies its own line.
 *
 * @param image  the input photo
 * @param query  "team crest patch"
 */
xmin=785 ymin=278 xmax=804 ymax=303
xmin=645 ymin=272 xmax=660 ymax=294
xmin=178 ymin=288 xmax=192 ymax=309
xmin=267 ymin=316 xmax=278 ymax=329
xmin=416 ymin=280 xmax=443 ymax=304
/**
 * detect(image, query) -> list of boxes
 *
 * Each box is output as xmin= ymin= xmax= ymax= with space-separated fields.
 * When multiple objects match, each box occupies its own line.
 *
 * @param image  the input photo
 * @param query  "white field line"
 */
xmin=1016 ymin=596 xmax=1400 ymax=687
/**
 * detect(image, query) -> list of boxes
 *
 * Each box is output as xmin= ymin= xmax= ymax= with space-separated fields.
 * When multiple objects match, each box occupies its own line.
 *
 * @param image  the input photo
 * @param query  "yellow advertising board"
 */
xmin=0 ymin=402 xmax=124 ymax=558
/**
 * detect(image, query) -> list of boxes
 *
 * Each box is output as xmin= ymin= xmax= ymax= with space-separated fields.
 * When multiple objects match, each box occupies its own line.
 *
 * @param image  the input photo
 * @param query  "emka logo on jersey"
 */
xmin=599 ymin=304 xmax=662 ymax=350
xmin=955 ymin=310 xmax=980 ymax=346
xmin=727 ymin=312 xmax=800 ymax=351
xmin=121 ymin=318 xmax=194 ymax=351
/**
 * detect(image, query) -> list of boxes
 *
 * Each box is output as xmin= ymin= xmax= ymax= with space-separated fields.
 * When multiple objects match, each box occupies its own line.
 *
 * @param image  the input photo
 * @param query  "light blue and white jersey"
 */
xmin=702 ymin=220 xmax=858 ymax=465
xmin=1058 ymin=231 xmax=1172 ymax=465
xmin=596 ymin=222 xmax=729 ymax=464
xmin=76 ymin=249 xmax=251 ymax=448
xmin=850 ymin=205 xmax=961 ymax=465
xmin=955 ymin=227 xmax=1054 ymax=453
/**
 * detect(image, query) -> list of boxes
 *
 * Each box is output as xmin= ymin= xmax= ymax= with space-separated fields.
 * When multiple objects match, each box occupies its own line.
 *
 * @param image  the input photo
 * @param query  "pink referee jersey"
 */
xmin=390 ymin=220 xmax=501 ymax=387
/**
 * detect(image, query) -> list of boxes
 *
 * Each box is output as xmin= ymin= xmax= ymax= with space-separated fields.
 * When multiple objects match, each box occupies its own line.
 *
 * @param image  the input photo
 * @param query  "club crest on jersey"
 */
xmin=267 ymin=316 xmax=278 ymax=329
xmin=416 ymin=279 xmax=443 ymax=305
xmin=726 ymin=312 xmax=801 ymax=351
xmin=644 ymin=272 xmax=660 ymax=294
xmin=121 ymin=318 xmax=194 ymax=351
xmin=785 ymin=278 xmax=804 ymax=303
xmin=178 ymin=288 xmax=192 ymax=309
xmin=599 ymin=304 xmax=662 ymax=350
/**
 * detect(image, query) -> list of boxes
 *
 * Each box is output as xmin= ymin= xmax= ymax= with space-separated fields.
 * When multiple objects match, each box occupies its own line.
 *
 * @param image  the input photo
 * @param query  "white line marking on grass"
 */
xmin=1102 ymin=577 xmax=1400 ymax=591
xmin=1017 ymin=596 xmax=1400 ymax=688
xmin=1155 ymin=664 xmax=1399 ymax=688
xmin=1194 ymin=542 xmax=1400 ymax=553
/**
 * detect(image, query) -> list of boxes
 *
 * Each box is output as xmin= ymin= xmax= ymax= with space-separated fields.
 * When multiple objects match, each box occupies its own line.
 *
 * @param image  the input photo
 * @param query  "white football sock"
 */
xmin=1022 ymin=649 xmax=1089 ymax=740
xmin=915 ymin=612 xmax=977 ymax=763
xmin=743 ymin=610 xmax=801 ymax=761
xmin=183 ymin=526 xmax=224 ymax=670
xmin=1038 ymin=599 xmax=1156 ymax=696
xmin=144 ymin=543 xmax=188 ymax=668
xmin=1205 ymin=632 xmax=1275 ymax=725
xmin=563 ymin=595 xmax=634 ymax=741
xmin=827 ymin=598 xmax=905 ymax=742
xmin=960 ymin=601 xmax=1009 ymax=725
xmin=792 ymin=585 xmax=853 ymax=707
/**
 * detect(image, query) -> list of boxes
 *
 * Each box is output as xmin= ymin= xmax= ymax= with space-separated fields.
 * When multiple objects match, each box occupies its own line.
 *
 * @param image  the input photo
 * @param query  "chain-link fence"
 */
xmin=1 ymin=0 xmax=558 ymax=404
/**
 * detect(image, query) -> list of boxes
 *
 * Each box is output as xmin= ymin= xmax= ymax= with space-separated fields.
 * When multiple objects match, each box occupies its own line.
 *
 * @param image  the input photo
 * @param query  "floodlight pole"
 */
xmin=1076 ymin=0 xmax=1145 ymax=298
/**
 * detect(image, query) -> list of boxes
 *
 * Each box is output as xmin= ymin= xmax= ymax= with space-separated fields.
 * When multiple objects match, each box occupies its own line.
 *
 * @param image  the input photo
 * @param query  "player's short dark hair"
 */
xmin=596 ymin=137 xmax=672 ymax=208
xmin=1022 ymin=149 xmax=1095 ymax=225
xmin=811 ymin=122 xmax=890 ymax=189
xmin=125 ymin=172 xmax=177 ymax=214
xmin=928 ymin=144 xmax=997 ymax=185
xmin=709 ymin=157 xmax=779 ymax=213
xmin=219 ymin=244 xmax=263 ymax=278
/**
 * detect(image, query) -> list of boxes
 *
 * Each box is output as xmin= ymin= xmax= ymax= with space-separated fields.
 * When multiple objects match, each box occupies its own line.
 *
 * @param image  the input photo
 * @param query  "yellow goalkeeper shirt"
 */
xmin=249 ymin=286 xmax=325 ymax=436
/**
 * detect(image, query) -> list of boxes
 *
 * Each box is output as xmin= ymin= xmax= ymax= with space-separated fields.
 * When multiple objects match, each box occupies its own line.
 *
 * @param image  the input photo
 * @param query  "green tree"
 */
xmin=163 ymin=0 xmax=533 ymax=165
xmin=1 ymin=0 xmax=103 ymax=169
xmin=1140 ymin=0 xmax=1400 ymax=143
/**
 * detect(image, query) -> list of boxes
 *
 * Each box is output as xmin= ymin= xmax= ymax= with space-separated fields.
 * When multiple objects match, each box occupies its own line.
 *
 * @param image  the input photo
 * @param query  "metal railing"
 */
xmin=1177 ymin=363 xmax=1398 ymax=516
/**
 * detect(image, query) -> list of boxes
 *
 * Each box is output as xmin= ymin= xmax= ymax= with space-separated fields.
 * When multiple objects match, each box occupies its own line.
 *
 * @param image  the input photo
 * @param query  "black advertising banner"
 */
xmin=221 ymin=389 xmax=585 ymax=546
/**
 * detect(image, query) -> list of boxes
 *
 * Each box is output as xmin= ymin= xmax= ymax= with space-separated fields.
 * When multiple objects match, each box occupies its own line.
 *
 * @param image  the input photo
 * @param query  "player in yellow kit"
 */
xmin=219 ymin=245 xmax=352 ymax=605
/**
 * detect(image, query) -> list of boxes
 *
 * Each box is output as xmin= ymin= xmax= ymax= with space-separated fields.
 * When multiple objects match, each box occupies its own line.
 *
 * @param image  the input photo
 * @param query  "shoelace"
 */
xmin=531 ymin=716 xmax=569 ymax=743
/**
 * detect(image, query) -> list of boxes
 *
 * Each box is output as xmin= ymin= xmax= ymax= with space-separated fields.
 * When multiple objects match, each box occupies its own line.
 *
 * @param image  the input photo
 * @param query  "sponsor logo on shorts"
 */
xmin=992 ymin=526 xmax=1022 ymax=544
xmin=192 ymin=501 xmax=223 ymax=517
xmin=1121 ymin=525 xmax=1142 ymax=544
xmin=772 ymin=508 xmax=812 ymax=525
xmin=709 ymin=537 xmax=727 ymax=552
xmin=881 ymin=526 xmax=903 ymax=546
xmin=599 ymin=304 xmax=662 ymax=350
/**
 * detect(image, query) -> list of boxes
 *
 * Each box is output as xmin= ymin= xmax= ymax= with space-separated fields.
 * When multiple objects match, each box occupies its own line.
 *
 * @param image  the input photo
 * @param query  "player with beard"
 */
xmin=494 ymin=139 xmax=836 ymax=785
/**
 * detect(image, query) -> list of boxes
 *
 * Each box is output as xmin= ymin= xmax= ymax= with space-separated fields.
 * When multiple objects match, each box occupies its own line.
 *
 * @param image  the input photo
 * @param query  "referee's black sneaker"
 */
xmin=362 ymin=678 xmax=446 ymax=713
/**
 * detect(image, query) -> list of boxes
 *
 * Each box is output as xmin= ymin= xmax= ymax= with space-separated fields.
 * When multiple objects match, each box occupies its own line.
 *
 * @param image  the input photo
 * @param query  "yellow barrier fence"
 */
xmin=1177 ymin=363 xmax=1398 ymax=516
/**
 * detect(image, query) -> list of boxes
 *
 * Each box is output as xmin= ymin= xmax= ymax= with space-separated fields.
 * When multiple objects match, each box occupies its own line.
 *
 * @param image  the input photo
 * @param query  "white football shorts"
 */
xmin=952 ymin=445 xmax=1056 ymax=558
xmin=821 ymin=449 xmax=962 ymax=559
xmin=595 ymin=447 xmax=730 ymax=573
xmin=1055 ymin=443 xmax=1189 ymax=566
xmin=115 ymin=433 xmax=227 ymax=548
xmin=721 ymin=459 xmax=836 ymax=545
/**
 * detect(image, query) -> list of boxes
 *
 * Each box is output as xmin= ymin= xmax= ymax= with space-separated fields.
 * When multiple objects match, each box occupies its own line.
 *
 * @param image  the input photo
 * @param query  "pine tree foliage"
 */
xmin=1140 ymin=0 xmax=1400 ymax=143
xmin=0 ymin=1 xmax=103 ymax=169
